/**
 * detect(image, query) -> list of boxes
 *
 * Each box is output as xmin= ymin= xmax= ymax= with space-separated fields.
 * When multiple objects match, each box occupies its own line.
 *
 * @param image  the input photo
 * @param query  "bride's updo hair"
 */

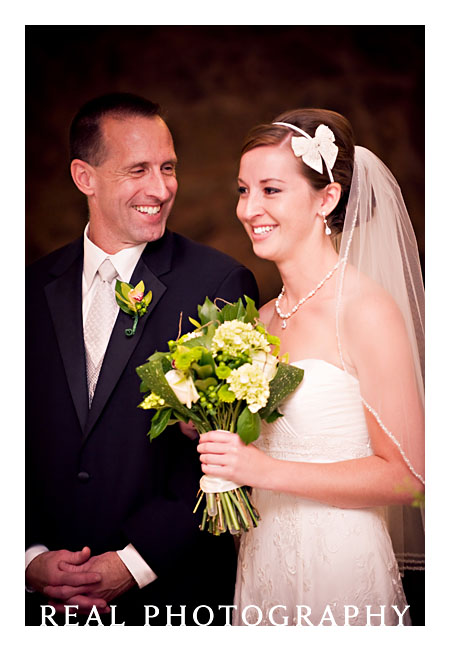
xmin=241 ymin=108 xmax=355 ymax=234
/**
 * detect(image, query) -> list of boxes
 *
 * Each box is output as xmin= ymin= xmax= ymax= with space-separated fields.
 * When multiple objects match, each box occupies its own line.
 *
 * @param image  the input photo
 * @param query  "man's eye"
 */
xmin=131 ymin=169 xmax=145 ymax=175
xmin=162 ymin=164 xmax=176 ymax=175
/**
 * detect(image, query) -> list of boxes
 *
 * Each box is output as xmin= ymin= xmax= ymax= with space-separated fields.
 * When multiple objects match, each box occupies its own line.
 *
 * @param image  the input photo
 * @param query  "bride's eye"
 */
xmin=264 ymin=187 xmax=281 ymax=195
xmin=237 ymin=186 xmax=248 ymax=195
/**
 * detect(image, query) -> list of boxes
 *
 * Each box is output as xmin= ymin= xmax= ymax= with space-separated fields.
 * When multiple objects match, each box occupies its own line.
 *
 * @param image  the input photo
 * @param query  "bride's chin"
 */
xmin=250 ymin=240 xmax=280 ymax=262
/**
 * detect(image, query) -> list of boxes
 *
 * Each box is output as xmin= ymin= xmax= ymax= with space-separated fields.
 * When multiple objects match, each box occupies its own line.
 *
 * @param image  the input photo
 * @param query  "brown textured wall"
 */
xmin=26 ymin=26 xmax=424 ymax=304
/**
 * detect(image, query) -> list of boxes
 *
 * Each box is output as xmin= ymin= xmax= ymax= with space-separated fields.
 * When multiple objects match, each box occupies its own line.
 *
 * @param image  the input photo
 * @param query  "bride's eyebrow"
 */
xmin=260 ymin=178 xmax=286 ymax=184
xmin=236 ymin=177 xmax=286 ymax=184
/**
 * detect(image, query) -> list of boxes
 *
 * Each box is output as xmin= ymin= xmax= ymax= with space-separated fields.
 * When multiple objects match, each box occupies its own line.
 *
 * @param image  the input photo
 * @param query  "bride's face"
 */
xmin=236 ymin=145 xmax=321 ymax=262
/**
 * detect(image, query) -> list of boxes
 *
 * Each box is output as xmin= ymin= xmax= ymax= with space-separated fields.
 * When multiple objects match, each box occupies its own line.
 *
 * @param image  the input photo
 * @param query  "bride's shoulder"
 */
xmin=258 ymin=298 xmax=276 ymax=324
xmin=342 ymin=271 xmax=407 ymax=345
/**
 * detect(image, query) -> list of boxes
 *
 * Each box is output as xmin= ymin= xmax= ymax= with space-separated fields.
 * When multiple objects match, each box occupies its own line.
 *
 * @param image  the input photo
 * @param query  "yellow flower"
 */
xmin=128 ymin=282 xmax=145 ymax=305
xmin=139 ymin=392 xmax=165 ymax=410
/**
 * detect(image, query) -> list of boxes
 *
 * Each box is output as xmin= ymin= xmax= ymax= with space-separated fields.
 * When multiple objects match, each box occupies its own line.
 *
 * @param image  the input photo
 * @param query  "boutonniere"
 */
xmin=115 ymin=280 xmax=153 ymax=337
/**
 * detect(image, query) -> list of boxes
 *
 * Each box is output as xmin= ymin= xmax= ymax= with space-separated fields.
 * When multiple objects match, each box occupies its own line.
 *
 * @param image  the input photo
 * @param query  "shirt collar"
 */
xmin=83 ymin=224 xmax=147 ymax=291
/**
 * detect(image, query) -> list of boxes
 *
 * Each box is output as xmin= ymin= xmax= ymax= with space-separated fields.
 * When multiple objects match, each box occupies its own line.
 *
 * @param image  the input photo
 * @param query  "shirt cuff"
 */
xmin=25 ymin=544 xmax=49 ymax=592
xmin=117 ymin=543 xmax=157 ymax=589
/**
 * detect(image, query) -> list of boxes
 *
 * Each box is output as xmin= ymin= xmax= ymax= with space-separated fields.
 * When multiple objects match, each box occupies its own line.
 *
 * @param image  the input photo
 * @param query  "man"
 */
xmin=25 ymin=93 xmax=259 ymax=625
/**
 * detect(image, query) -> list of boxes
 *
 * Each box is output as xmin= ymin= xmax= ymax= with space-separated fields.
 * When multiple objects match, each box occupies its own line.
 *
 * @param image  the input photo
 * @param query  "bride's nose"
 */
xmin=237 ymin=191 xmax=264 ymax=222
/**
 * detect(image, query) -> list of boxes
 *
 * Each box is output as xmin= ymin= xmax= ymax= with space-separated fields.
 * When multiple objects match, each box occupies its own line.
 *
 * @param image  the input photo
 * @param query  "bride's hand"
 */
xmin=197 ymin=430 xmax=273 ymax=488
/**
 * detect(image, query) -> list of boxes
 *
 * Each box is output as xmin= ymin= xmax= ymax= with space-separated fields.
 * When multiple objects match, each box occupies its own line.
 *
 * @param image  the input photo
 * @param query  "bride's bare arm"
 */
xmin=198 ymin=291 xmax=424 ymax=508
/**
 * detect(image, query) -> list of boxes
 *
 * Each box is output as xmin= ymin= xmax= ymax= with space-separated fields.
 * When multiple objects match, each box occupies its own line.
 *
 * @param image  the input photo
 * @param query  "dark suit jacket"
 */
xmin=25 ymin=229 xmax=259 ymax=625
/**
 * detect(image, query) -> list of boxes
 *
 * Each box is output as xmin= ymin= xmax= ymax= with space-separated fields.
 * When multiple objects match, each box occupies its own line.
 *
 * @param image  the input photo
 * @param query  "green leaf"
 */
xmin=149 ymin=408 xmax=173 ymax=440
xmin=145 ymin=351 xmax=172 ymax=374
xmin=243 ymin=295 xmax=260 ymax=323
xmin=265 ymin=408 xmax=283 ymax=423
xmin=114 ymin=279 xmax=128 ymax=300
xmin=139 ymin=379 xmax=151 ymax=393
xmin=198 ymin=296 xmax=220 ymax=326
xmin=172 ymin=410 xmax=190 ymax=423
xmin=194 ymin=377 xmax=218 ymax=392
xmin=217 ymin=384 xmax=236 ymax=403
xmin=237 ymin=406 xmax=261 ymax=444
xmin=115 ymin=296 xmax=135 ymax=316
xmin=259 ymin=363 xmax=304 ymax=420
xmin=188 ymin=317 xmax=202 ymax=328
xmin=200 ymin=350 xmax=215 ymax=366
xmin=191 ymin=362 xmax=214 ymax=379
xmin=219 ymin=299 xmax=245 ymax=323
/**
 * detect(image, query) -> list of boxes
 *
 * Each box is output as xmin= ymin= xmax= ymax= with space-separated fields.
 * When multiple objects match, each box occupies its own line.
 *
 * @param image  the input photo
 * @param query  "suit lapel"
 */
xmin=82 ymin=233 xmax=174 ymax=441
xmin=44 ymin=240 xmax=89 ymax=431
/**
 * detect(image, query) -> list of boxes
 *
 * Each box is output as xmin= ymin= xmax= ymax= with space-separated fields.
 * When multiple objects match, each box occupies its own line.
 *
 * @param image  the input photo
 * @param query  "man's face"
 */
xmin=88 ymin=115 xmax=178 ymax=252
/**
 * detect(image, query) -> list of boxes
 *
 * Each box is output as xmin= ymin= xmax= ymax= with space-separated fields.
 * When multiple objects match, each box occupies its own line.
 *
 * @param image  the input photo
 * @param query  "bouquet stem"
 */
xmin=194 ymin=486 xmax=260 ymax=536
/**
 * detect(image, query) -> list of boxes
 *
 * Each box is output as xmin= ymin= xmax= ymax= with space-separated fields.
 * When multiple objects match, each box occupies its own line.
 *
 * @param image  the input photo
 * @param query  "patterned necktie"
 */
xmin=84 ymin=258 xmax=118 ymax=406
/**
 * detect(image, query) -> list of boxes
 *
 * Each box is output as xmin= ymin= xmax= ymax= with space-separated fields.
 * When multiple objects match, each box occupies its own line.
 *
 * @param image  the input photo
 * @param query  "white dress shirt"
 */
xmin=26 ymin=225 xmax=157 ymax=589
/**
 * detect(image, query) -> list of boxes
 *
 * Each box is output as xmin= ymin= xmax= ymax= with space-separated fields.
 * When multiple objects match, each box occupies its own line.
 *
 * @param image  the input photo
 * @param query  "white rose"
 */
xmin=250 ymin=350 xmax=278 ymax=381
xmin=165 ymin=369 xmax=200 ymax=409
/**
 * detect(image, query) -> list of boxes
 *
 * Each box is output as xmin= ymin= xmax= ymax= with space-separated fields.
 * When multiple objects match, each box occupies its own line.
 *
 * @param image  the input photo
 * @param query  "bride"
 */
xmin=197 ymin=109 xmax=425 ymax=626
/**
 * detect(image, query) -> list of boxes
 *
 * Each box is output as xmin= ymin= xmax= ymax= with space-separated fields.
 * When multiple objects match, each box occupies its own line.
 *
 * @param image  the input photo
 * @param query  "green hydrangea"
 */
xmin=226 ymin=363 xmax=270 ymax=413
xmin=139 ymin=392 xmax=165 ymax=410
xmin=212 ymin=320 xmax=271 ymax=357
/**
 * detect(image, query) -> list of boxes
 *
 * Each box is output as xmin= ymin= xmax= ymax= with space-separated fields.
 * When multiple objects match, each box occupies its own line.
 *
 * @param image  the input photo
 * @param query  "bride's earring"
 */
xmin=322 ymin=211 xmax=331 ymax=236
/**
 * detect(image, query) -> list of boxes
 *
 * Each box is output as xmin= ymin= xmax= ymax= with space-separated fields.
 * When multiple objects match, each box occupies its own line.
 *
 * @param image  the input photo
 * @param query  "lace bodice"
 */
xmin=256 ymin=359 xmax=373 ymax=463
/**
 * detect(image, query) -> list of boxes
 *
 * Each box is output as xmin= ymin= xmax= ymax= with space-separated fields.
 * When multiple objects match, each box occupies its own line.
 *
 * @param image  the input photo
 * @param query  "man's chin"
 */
xmin=143 ymin=224 xmax=167 ymax=243
xmin=133 ymin=219 xmax=168 ymax=244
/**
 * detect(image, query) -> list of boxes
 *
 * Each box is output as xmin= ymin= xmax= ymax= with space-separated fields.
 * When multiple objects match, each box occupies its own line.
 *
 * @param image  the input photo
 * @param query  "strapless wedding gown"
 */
xmin=233 ymin=359 xmax=410 ymax=626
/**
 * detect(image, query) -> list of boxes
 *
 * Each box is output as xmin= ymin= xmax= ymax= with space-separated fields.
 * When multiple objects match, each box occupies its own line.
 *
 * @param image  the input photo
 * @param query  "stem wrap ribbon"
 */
xmin=199 ymin=475 xmax=241 ymax=494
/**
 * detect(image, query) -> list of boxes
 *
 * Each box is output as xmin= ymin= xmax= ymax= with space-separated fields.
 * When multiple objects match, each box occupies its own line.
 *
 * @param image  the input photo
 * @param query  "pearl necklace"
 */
xmin=275 ymin=259 xmax=344 ymax=329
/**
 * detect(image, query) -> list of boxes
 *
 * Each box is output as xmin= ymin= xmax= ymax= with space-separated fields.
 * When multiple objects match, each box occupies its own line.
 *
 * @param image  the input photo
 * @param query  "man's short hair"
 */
xmin=69 ymin=92 xmax=161 ymax=165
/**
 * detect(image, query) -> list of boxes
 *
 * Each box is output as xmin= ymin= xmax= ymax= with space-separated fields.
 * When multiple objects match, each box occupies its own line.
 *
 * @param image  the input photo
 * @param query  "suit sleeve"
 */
xmin=212 ymin=264 xmax=260 ymax=308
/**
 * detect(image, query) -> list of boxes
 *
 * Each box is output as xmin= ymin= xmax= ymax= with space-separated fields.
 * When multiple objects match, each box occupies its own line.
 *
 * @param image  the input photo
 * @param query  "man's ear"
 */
xmin=70 ymin=159 xmax=96 ymax=196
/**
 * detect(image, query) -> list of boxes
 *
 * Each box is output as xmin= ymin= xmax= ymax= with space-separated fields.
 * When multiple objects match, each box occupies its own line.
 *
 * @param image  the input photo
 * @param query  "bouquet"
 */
xmin=136 ymin=296 xmax=304 ymax=535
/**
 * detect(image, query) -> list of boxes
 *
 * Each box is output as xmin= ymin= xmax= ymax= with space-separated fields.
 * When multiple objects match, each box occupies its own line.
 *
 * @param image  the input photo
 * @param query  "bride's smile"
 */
xmin=236 ymin=145 xmax=331 ymax=263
